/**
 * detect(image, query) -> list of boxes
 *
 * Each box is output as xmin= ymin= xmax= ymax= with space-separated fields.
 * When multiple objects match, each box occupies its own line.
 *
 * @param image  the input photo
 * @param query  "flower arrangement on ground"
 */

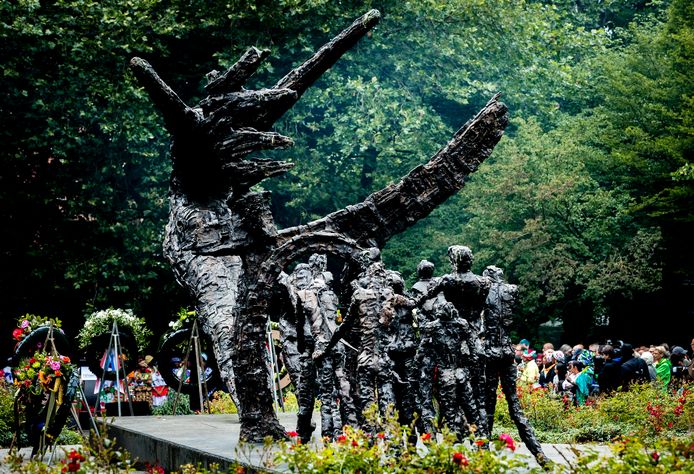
xmin=77 ymin=308 xmax=152 ymax=351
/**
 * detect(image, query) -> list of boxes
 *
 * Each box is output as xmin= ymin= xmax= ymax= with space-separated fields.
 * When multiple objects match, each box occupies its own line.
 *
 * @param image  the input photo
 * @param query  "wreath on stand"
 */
xmin=10 ymin=315 xmax=79 ymax=456
xmin=157 ymin=309 xmax=222 ymax=408
xmin=77 ymin=308 xmax=152 ymax=379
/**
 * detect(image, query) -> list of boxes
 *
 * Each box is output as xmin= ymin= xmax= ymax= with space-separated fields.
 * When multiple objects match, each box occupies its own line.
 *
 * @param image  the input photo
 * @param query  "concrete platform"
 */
xmin=107 ymin=413 xmax=302 ymax=472
xmin=106 ymin=414 xmax=613 ymax=472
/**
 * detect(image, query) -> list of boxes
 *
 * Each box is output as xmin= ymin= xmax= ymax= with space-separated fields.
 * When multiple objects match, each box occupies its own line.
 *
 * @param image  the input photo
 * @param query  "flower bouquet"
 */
xmin=14 ymin=351 xmax=74 ymax=399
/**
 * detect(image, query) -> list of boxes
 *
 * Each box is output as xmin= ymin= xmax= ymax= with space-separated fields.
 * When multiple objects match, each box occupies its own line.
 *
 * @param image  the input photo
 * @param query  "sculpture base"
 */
xmin=106 ymin=414 xmax=611 ymax=471
xmin=106 ymin=413 xmax=315 ymax=472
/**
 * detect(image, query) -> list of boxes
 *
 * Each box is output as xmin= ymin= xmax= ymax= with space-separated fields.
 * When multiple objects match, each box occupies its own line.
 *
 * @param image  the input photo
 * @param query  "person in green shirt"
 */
xmin=652 ymin=345 xmax=672 ymax=391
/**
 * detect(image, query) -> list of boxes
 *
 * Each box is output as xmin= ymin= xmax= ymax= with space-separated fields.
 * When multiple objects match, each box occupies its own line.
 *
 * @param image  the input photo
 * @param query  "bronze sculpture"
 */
xmin=130 ymin=9 xmax=508 ymax=440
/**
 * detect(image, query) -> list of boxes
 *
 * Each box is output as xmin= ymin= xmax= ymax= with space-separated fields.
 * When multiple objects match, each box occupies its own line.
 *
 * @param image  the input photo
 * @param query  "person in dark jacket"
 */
xmin=620 ymin=343 xmax=649 ymax=389
xmin=597 ymin=345 xmax=622 ymax=393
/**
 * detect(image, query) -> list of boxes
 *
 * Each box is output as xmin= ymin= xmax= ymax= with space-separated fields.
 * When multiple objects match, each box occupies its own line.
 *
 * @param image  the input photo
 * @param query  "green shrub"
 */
xmin=494 ymin=382 xmax=694 ymax=444
xmin=56 ymin=427 xmax=84 ymax=445
xmin=208 ymin=391 xmax=238 ymax=414
xmin=152 ymin=393 xmax=193 ymax=415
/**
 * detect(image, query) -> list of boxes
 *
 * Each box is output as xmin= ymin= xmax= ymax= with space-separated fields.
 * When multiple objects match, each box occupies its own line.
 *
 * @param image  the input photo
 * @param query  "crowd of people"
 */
xmin=514 ymin=338 xmax=694 ymax=405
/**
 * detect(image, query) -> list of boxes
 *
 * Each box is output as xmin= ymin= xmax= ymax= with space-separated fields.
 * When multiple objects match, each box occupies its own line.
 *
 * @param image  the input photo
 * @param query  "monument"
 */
xmin=129 ymin=9 xmax=508 ymax=441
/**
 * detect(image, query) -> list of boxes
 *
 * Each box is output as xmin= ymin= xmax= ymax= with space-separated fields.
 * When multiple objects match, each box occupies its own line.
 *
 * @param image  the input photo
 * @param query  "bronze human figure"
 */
xmin=482 ymin=265 xmax=547 ymax=465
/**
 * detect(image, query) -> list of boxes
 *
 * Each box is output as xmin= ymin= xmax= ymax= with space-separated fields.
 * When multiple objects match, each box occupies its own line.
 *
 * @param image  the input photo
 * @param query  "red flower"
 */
xmin=351 ymin=440 xmax=359 ymax=447
xmin=336 ymin=435 xmax=347 ymax=443
xmin=651 ymin=451 xmax=660 ymax=462
xmin=377 ymin=432 xmax=385 ymax=439
xmin=29 ymin=358 xmax=36 ymax=364
xmin=474 ymin=439 xmax=486 ymax=446
xmin=452 ymin=452 xmax=469 ymax=466
xmin=67 ymin=450 xmax=85 ymax=462
xmin=499 ymin=433 xmax=516 ymax=451
xmin=287 ymin=431 xmax=298 ymax=437
xmin=421 ymin=433 xmax=431 ymax=441
xmin=12 ymin=328 xmax=24 ymax=341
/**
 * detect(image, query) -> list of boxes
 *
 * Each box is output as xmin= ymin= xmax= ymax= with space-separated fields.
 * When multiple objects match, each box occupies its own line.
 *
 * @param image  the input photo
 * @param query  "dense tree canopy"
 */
xmin=1 ymin=0 xmax=691 ymax=351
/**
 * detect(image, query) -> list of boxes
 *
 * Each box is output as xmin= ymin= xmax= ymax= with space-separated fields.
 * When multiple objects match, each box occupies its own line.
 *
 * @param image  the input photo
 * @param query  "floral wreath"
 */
xmin=77 ymin=308 xmax=152 ymax=352
xmin=12 ymin=314 xmax=62 ymax=344
xmin=13 ymin=351 xmax=74 ymax=398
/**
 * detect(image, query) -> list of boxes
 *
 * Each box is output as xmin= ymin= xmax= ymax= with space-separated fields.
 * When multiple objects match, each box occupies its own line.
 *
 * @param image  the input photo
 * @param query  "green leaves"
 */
xmin=1 ymin=0 xmax=689 ymax=342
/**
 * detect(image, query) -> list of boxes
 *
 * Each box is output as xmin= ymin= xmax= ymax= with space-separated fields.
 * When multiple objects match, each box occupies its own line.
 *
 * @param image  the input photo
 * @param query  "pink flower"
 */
xmin=651 ymin=451 xmax=660 ymax=462
xmin=499 ymin=433 xmax=516 ymax=451
xmin=20 ymin=320 xmax=30 ymax=329
xmin=50 ymin=361 xmax=61 ymax=371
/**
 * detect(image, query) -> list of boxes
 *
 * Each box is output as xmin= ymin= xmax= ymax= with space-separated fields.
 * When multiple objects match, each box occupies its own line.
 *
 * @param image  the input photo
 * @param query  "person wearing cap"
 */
xmin=519 ymin=350 xmax=539 ymax=385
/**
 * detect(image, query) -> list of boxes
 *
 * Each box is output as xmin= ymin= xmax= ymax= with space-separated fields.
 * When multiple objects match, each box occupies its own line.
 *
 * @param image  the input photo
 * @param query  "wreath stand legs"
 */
xmin=172 ymin=319 xmax=211 ymax=414
xmin=93 ymin=321 xmax=135 ymax=417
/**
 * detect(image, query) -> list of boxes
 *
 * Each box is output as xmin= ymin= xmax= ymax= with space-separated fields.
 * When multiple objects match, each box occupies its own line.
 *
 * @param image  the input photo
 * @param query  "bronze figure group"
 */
xmin=279 ymin=247 xmax=546 ymax=464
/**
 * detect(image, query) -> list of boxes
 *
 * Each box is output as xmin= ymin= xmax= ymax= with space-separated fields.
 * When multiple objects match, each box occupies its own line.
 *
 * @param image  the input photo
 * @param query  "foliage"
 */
xmin=167 ymin=308 xmax=196 ymax=333
xmin=5 ymin=429 xmax=135 ymax=473
xmin=1 ymin=0 xmax=691 ymax=344
xmin=560 ymin=435 xmax=694 ymax=473
xmin=494 ymin=382 xmax=694 ymax=444
xmin=56 ymin=428 xmax=84 ymax=446
xmin=0 ymin=383 xmax=21 ymax=448
xmin=456 ymin=117 xmax=663 ymax=331
xmin=151 ymin=392 xmax=193 ymax=416
xmin=277 ymin=405 xmax=533 ymax=473
xmin=208 ymin=390 xmax=238 ymax=414
xmin=77 ymin=308 xmax=152 ymax=351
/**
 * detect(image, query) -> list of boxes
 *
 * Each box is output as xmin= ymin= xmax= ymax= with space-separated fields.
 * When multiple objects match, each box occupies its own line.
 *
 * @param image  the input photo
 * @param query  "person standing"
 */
xmin=640 ymin=351 xmax=657 ymax=381
xmin=652 ymin=346 xmax=672 ymax=392
xmin=538 ymin=350 xmax=556 ymax=388
xmin=597 ymin=345 xmax=621 ymax=393
xmin=519 ymin=351 xmax=539 ymax=385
